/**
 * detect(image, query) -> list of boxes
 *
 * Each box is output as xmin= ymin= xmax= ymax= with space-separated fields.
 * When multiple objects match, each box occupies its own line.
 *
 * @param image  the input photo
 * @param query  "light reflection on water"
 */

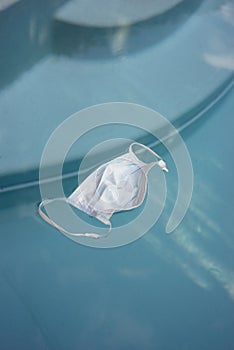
xmin=144 ymin=107 xmax=234 ymax=303
xmin=0 ymin=1 xmax=234 ymax=349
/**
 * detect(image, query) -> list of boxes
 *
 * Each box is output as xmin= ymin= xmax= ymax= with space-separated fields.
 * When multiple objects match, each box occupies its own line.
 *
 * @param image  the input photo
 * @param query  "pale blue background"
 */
xmin=0 ymin=0 xmax=234 ymax=349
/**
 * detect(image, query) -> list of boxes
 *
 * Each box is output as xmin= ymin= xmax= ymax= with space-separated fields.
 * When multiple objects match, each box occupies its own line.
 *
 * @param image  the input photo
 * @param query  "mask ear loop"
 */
xmin=38 ymin=198 xmax=111 ymax=239
xmin=129 ymin=142 xmax=168 ymax=172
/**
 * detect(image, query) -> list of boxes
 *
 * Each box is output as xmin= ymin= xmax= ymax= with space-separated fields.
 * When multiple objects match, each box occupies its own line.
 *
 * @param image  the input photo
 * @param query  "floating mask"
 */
xmin=39 ymin=142 xmax=168 ymax=238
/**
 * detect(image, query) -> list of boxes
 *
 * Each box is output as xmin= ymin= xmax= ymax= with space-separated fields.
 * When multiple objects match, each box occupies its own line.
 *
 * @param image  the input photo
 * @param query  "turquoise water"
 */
xmin=0 ymin=1 xmax=234 ymax=349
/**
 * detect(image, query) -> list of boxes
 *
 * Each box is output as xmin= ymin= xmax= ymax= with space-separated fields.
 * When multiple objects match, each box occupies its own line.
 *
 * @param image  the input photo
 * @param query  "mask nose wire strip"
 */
xmin=38 ymin=198 xmax=111 ymax=239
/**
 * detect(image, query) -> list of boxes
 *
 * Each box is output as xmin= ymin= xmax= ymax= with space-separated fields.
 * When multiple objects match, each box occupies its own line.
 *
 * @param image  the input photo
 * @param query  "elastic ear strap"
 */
xmin=129 ymin=142 xmax=162 ymax=161
xmin=38 ymin=199 xmax=111 ymax=239
xmin=129 ymin=142 xmax=168 ymax=171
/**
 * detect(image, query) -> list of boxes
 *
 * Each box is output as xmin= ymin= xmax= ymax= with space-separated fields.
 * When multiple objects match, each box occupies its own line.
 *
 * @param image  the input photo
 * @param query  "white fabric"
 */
xmin=39 ymin=142 xmax=168 ymax=238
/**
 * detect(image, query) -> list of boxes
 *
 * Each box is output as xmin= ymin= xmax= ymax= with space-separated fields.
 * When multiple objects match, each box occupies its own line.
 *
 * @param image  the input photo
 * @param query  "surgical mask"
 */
xmin=39 ymin=142 xmax=168 ymax=239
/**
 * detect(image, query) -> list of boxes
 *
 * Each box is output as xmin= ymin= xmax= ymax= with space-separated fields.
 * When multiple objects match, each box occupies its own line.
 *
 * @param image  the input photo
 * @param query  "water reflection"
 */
xmin=202 ymin=1 xmax=234 ymax=71
xmin=221 ymin=1 xmax=234 ymax=26
xmin=110 ymin=26 xmax=130 ymax=56
xmin=52 ymin=0 xmax=203 ymax=58
xmin=0 ymin=0 xmax=67 ymax=89
xmin=204 ymin=53 xmax=234 ymax=70
xmin=144 ymin=176 xmax=234 ymax=302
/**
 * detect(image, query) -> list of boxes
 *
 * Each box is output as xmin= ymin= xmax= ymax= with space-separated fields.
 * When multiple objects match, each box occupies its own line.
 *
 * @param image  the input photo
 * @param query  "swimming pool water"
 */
xmin=0 ymin=1 xmax=234 ymax=349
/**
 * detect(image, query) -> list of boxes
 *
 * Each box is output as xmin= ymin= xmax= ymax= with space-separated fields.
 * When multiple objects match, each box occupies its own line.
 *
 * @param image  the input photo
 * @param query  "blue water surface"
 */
xmin=0 ymin=1 xmax=234 ymax=349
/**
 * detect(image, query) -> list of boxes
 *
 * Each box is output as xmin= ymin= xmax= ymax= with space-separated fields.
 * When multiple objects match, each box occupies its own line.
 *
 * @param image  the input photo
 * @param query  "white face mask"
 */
xmin=39 ymin=142 xmax=168 ymax=239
